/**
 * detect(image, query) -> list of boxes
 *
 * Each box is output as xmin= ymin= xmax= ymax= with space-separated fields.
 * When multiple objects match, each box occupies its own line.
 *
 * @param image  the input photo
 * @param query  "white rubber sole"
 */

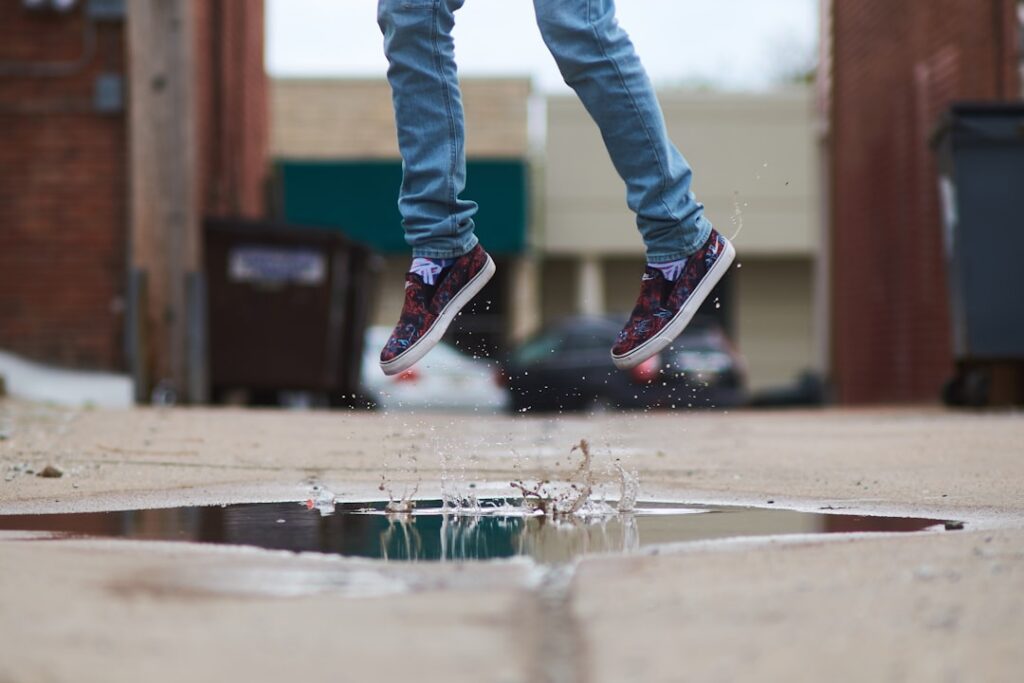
xmin=611 ymin=238 xmax=736 ymax=371
xmin=380 ymin=255 xmax=496 ymax=376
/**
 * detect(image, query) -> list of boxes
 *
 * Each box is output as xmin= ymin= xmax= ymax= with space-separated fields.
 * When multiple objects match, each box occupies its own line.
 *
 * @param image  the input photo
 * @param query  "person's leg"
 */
xmin=376 ymin=0 xmax=495 ymax=376
xmin=533 ymin=0 xmax=733 ymax=370
xmin=532 ymin=0 xmax=712 ymax=262
xmin=378 ymin=0 xmax=478 ymax=259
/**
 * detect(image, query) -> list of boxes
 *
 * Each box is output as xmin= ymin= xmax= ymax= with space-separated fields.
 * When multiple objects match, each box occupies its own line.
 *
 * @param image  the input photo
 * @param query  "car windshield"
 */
xmin=670 ymin=337 xmax=720 ymax=354
xmin=565 ymin=325 xmax=617 ymax=351
xmin=664 ymin=322 xmax=722 ymax=349
xmin=515 ymin=331 xmax=565 ymax=365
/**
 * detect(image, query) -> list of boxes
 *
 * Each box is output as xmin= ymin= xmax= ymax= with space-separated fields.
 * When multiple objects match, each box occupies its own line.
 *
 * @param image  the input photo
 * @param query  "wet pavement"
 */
xmin=0 ymin=499 xmax=954 ymax=563
xmin=1 ymin=400 xmax=1022 ymax=682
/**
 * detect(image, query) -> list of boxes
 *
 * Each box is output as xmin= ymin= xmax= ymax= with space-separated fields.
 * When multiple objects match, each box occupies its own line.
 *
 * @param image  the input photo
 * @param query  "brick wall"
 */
xmin=0 ymin=5 xmax=128 ymax=370
xmin=0 ymin=1 xmax=267 ymax=373
xmin=827 ymin=0 xmax=1021 ymax=403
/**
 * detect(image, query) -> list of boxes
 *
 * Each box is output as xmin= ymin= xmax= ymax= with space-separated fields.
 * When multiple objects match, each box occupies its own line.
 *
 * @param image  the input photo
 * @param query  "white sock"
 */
xmin=410 ymin=257 xmax=454 ymax=285
xmin=648 ymin=257 xmax=687 ymax=281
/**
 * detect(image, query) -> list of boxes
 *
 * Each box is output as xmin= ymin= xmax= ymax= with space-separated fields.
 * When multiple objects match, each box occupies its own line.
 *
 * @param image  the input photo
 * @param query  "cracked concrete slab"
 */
xmin=0 ymin=537 xmax=541 ymax=683
xmin=571 ymin=529 xmax=1024 ymax=683
xmin=1 ymin=399 xmax=1022 ymax=682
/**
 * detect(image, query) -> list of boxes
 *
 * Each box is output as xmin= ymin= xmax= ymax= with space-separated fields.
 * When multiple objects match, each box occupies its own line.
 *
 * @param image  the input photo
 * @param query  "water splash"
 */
xmin=379 ymin=471 xmax=419 ymax=514
xmin=730 ymin=190 xmax=746 ymax=243
xmin=508 ymin=439 xmax=638 ymax=518
xmin=305 ymin=485 xmax=336 ymax=516
xmin=614 ymin=463 xmax=640 ymax=513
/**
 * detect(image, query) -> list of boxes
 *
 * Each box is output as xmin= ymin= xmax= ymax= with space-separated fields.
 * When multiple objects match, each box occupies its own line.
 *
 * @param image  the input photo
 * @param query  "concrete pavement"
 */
xmin=0 ymin=399 xmax=1022 ymax=682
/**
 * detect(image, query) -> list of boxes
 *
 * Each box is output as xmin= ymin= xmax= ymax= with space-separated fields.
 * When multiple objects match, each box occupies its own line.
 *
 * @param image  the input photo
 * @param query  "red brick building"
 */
xmin=0 ymin=1 xmax=267 ymax=376
xmin=822 ymin=0 xmax=1021 ymax=403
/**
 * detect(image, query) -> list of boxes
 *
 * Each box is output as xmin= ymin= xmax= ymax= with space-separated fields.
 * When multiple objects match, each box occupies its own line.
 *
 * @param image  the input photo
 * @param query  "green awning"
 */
xmin=274 ymin=159 xmax=528 ymax=254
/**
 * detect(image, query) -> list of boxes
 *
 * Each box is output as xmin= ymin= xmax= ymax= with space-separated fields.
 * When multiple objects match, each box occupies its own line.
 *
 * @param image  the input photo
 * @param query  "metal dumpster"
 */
xmin=204 ymin=218 xmax=380 ymax=406
xmin=933 ymin=103 xmax=1024 ymax=405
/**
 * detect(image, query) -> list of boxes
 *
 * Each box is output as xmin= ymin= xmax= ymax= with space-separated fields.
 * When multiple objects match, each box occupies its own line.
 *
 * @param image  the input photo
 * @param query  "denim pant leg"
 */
xmin=533 ymin=0 xmax=712 ymax=261
xmin=377 ymin=0 xmax=479 ymax=259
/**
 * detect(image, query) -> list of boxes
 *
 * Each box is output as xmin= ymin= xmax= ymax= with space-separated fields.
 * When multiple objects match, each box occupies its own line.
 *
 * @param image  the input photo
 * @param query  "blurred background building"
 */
xmin=0 ymin=0 xmax=267 ymax=403
xmin=821 ymin=0 xmax=1022 ymax=403
xmin=269 ymin=78 xmax=821 ymax=393
xmin=542 ymin=90 xmax=822 ymax=393
xmin=270 ymin=77 xmax=531 ymax=360
xmin=1 ymin=0 xmax=1021 ymax=407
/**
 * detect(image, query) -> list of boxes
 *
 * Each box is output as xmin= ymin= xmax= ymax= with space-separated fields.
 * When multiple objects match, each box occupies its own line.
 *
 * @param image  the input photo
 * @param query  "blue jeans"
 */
xmin=377 ymin=0 xmax=712 ymax=262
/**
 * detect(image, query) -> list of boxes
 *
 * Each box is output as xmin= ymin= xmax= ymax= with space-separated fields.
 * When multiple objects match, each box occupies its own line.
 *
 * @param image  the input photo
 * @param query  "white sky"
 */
xmin=266 ymin=0 xmax=820 ymax=92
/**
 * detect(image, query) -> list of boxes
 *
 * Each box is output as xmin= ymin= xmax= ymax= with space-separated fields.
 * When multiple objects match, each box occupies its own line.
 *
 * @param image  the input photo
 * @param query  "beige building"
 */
xmin=270 ymin=78 xmax=823 ymax=392
xmin=271 ymin=77 xmax=531 ymax=160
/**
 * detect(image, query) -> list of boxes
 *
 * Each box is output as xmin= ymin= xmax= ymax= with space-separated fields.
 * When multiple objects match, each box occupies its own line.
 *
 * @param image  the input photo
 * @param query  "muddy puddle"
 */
xmin=0 ymin=500 xmax=956 ymax=563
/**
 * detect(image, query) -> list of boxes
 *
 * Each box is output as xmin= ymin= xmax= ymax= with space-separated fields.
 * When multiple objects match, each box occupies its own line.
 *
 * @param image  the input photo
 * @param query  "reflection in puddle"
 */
xmin=0 ymin=500 xmax=955 ymax=563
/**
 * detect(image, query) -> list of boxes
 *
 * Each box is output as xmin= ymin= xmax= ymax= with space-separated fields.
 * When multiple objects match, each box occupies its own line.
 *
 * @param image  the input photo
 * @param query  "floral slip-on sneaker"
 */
xmin=611 ymin=230 xmax=735 ymax=370
xmin=379 ymin=244 xmax=495 ymax=376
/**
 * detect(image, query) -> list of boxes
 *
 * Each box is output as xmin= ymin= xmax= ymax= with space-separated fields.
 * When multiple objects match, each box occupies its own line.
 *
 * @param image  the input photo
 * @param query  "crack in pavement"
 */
xmin=534 ymin=564 xmax=587 ymax=683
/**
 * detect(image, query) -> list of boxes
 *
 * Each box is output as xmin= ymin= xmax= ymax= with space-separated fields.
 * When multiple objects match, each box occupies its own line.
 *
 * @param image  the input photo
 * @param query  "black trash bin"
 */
xmin=204 ymin=218 xmax=381 ymax=406
xmin=933 ymin=103 xmax=1024 ymax=405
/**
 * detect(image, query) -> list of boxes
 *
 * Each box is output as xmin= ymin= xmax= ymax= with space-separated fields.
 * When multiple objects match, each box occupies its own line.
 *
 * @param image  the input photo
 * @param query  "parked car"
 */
xmin=749 ymin=370 xmax=829 ymax=407
xmin=362 ymin=326 xmax=509 ymax=412
xmin=504 ymin=316 xmax=746 ymax=413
